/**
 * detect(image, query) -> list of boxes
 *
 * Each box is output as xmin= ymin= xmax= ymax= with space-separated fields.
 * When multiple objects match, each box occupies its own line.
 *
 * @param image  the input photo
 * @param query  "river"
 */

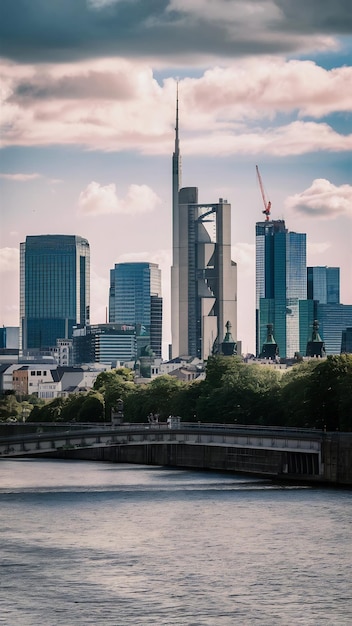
xmin=0 ymin=459 xmax=351 ymax=625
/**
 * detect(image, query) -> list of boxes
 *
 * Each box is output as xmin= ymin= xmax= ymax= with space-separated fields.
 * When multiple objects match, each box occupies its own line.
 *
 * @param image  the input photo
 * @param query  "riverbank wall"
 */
xmin=49 ymin=433 xmax=352 ymax=486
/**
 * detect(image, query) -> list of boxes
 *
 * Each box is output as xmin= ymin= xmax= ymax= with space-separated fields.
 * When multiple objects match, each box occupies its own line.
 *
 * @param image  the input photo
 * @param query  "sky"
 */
xmin=0 ymin=0 xmax=351 ymax=357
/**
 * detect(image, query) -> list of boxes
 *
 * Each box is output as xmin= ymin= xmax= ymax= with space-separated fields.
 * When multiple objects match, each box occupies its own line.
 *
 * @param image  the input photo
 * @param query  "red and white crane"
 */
xmin=256 ymin=165 xmax=271 ymax=221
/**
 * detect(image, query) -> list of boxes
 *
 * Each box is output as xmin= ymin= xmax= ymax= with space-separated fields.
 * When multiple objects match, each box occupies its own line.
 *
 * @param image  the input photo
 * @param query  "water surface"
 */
xmin=1 ymin=459 xmax=351 ymax=625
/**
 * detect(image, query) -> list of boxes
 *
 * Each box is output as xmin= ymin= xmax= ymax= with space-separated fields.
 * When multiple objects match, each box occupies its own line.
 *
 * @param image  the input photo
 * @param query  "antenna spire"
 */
xmin=175 ymin=79 xmax=179 ymax=155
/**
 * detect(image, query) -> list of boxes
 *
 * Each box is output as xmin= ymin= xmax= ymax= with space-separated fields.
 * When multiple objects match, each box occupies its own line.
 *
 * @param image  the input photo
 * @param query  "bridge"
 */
xmin=1 ymin=423 xmax=351 ymax=486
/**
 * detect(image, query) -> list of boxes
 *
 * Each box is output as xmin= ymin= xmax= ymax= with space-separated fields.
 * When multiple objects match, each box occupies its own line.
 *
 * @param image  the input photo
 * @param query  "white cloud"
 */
xmin=307 ymin=241 xmax=332 ymax=255
xmin=1 ymin=57 xmax=352 ymax=156
xmin=231 ymin=242 xmax=255 ymax=275
xmin=0 ymin=247 xmax=19 ymax=272
xmin=183 ymin=121 xmax=352 ymax=157
xmin=78 ymin=181 xmax=161 ymax=216
xmin=285 ymin=179 xmax=352 ymax=219
xmin=0 ymin=172 xmax=41 ymax=181
xmin=184 ymin=59 xmax=352 ymax=119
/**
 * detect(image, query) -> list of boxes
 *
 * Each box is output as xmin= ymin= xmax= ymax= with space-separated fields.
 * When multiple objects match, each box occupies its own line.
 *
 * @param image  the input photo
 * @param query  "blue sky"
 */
xmin=0 ymin=0 xmax=351 ymax=356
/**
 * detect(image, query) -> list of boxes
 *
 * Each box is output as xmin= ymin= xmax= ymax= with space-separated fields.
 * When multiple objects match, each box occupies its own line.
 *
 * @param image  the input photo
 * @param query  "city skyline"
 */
xmin=0 ymin=1 xmax=351 ymax=356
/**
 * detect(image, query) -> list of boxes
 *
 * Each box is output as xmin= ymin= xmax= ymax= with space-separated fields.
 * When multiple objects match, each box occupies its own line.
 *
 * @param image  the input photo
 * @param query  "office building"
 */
xmin=109 ymin=262 xmax=162 ymax=358
xmin=256 ymin=220 xmax=306 ymax=358
xmin=73 ymin=323 xmax=137 ymax=365
xmin=20 ymin=235 xmax=90 ymax=352
xmin=316 ymin=303 xmax=352 ymax=354
xmin=299 ymin=300 xmax=352 ymax=355
xmin=0 ymin=327 xmax=19 ymax=350
xmin=307 ymin=266 xmax=340 ymax=304
xmin=171 ymin=92 xmax=237 ymax=359
xmin=302 ymin=267 xmax=351 ymax=354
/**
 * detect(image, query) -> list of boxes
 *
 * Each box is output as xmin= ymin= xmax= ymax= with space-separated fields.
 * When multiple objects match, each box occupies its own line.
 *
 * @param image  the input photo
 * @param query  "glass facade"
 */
xmin=73 ymin=324 xmax=137 ymax=365
xmin=109 ymin=262 xmax=162 ymax=358
xmin=316 ymin=304 xmax=352 ymax=354
xmin=256 ymin=220 xmax=306 ymax=358
xmin=341 ymin=328 xmax=352 ymax=353
xmin=20 ymin=235 xmax=90 ymax=351
xmin=307 ymin=266 xmax=340 ymax=304
xmin=299 ymin=301 xmax=352 ymax=355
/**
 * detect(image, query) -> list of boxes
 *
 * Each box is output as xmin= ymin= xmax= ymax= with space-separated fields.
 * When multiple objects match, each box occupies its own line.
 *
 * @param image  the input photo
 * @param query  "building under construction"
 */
xmin=255 ymin=167 xmax=307 ymax=358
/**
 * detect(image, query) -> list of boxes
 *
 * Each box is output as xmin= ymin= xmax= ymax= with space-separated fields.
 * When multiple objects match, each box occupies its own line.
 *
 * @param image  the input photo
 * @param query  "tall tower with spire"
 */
xmin=170 ymin=86 xmax=237 ymax=360
xmin=171 ymin=82 xmax=182 ymax=358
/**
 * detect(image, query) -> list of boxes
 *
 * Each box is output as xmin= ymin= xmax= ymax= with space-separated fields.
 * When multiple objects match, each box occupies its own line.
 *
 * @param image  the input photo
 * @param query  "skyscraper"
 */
xmin=171 ymin=92 xmax=237 ymax=359
xmin=20 ymin=235 xmax=90 ymax=352
xmin=256 ymin=220 xmax=306 ymax=358
xmin=303 ymin=265 xmax=352 ymax=354
xmin=109 ymin=262 xmax=162 ymax=358
xmin=300 ymin=301 xmax=352 ymax=355
xmin=307 ymin=266 xmax=340 ymax=304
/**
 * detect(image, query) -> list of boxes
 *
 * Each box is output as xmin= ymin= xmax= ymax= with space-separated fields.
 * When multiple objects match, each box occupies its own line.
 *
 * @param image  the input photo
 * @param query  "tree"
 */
xmin=0 ymin=392 xmax=22 ymax=422
xmin=94 ymin=367 xmax=135 ymax=420
xmin=60 ymin=395 xmax=86 ymax=422
xmin=142 ymin=375 xmax=183 ymax=419
xmin=279 ymin=360 xmax=319 ymax=427
xmin=172 ymin=380 xmax=203 ymax=422
xmin=307 ymin=354 xmax=352 ymax=431
xmin=197 ymin=356 xmax=282 ymax=425
xmin=78 ymin=393 xmax=104 ymax=422
xmin=27 ymin=396 xmax=65 ymax=422
xmin=93 ymin=367 xmax=134 ymax=392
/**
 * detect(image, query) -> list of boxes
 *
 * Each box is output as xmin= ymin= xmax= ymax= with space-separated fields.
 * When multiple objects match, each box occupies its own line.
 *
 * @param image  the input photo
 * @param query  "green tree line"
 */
xmin=1 ymin=356 xmax=351 ymax=431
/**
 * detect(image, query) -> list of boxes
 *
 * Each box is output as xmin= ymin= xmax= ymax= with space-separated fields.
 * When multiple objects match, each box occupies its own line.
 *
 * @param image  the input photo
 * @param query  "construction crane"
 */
xmin=256 ymin=165 xmax=271 ymax=221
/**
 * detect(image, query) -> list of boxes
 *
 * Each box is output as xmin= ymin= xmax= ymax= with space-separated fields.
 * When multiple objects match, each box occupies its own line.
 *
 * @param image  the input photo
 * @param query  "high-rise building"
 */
xmin=73 ymin=323 xmax=137 ymax=365
xmin=303 ymin=266 xmax=351 ymax=354
xmin=300 ymin=300 xmax=352 ymax=355
xmin=171 ymin=92 xmax=237 ymax=359
xmin=256 ymin=220 xmax=306 ymax=358
xmin=20 ymin=235 xmax=90 ymax=352
xmin=307 ymin=266 xmax=340 ymax=304
xmin=109 ymin=262 xmax=162 ymax=358
xmin=0 ymin=327 xmax=19 ymax=350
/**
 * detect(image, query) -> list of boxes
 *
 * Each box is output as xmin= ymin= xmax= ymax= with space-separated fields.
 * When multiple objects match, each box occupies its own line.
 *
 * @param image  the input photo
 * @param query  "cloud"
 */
xmin=285 ymin=179 xmax=352 ymax=218
xmin=0 ymin=247 xmax=19 ymax=272
xmin=184 ymin=59 xmax=352 ymax=118
xmin=78 ymin=181 xmax=161 ymax=215
xmin=275 ymin=0 xmax=352 ymax=35
xmin=183 ymin=121 xmax=352 ymax=157
xmin=0 ymin=0 xmax=344 ymax=63
xmin=308 ymin=241 xmax=332 ymax=255
xmin=0 ymin=173 xmax=41 ymax=181
xmin=231 ymin=242 xmax=255 ymax=275
xmin=1 ymin=57 xmax=352 ymax=156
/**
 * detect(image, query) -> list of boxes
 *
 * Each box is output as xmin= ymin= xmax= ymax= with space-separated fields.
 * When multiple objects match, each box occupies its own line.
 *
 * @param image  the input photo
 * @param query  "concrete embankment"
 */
xmin=45 ymin=433 xmax=352 ymax=487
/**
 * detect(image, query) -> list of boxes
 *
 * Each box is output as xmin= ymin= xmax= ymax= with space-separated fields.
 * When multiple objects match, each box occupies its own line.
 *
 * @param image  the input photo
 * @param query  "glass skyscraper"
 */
xmin=307 ymin=266 xmax=340 ymax=304
xmin=303 ymin=265 xmax=351 ymax=354
xmin=109 ymin=262 xmax=162 ymax=358
xmin=300 ymin=300 xmax=352 ymax=355
xmin=256 ymin=220 xmax=306 ymax=358
xmin=20 ymin=235 xmax=90 ymax=351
